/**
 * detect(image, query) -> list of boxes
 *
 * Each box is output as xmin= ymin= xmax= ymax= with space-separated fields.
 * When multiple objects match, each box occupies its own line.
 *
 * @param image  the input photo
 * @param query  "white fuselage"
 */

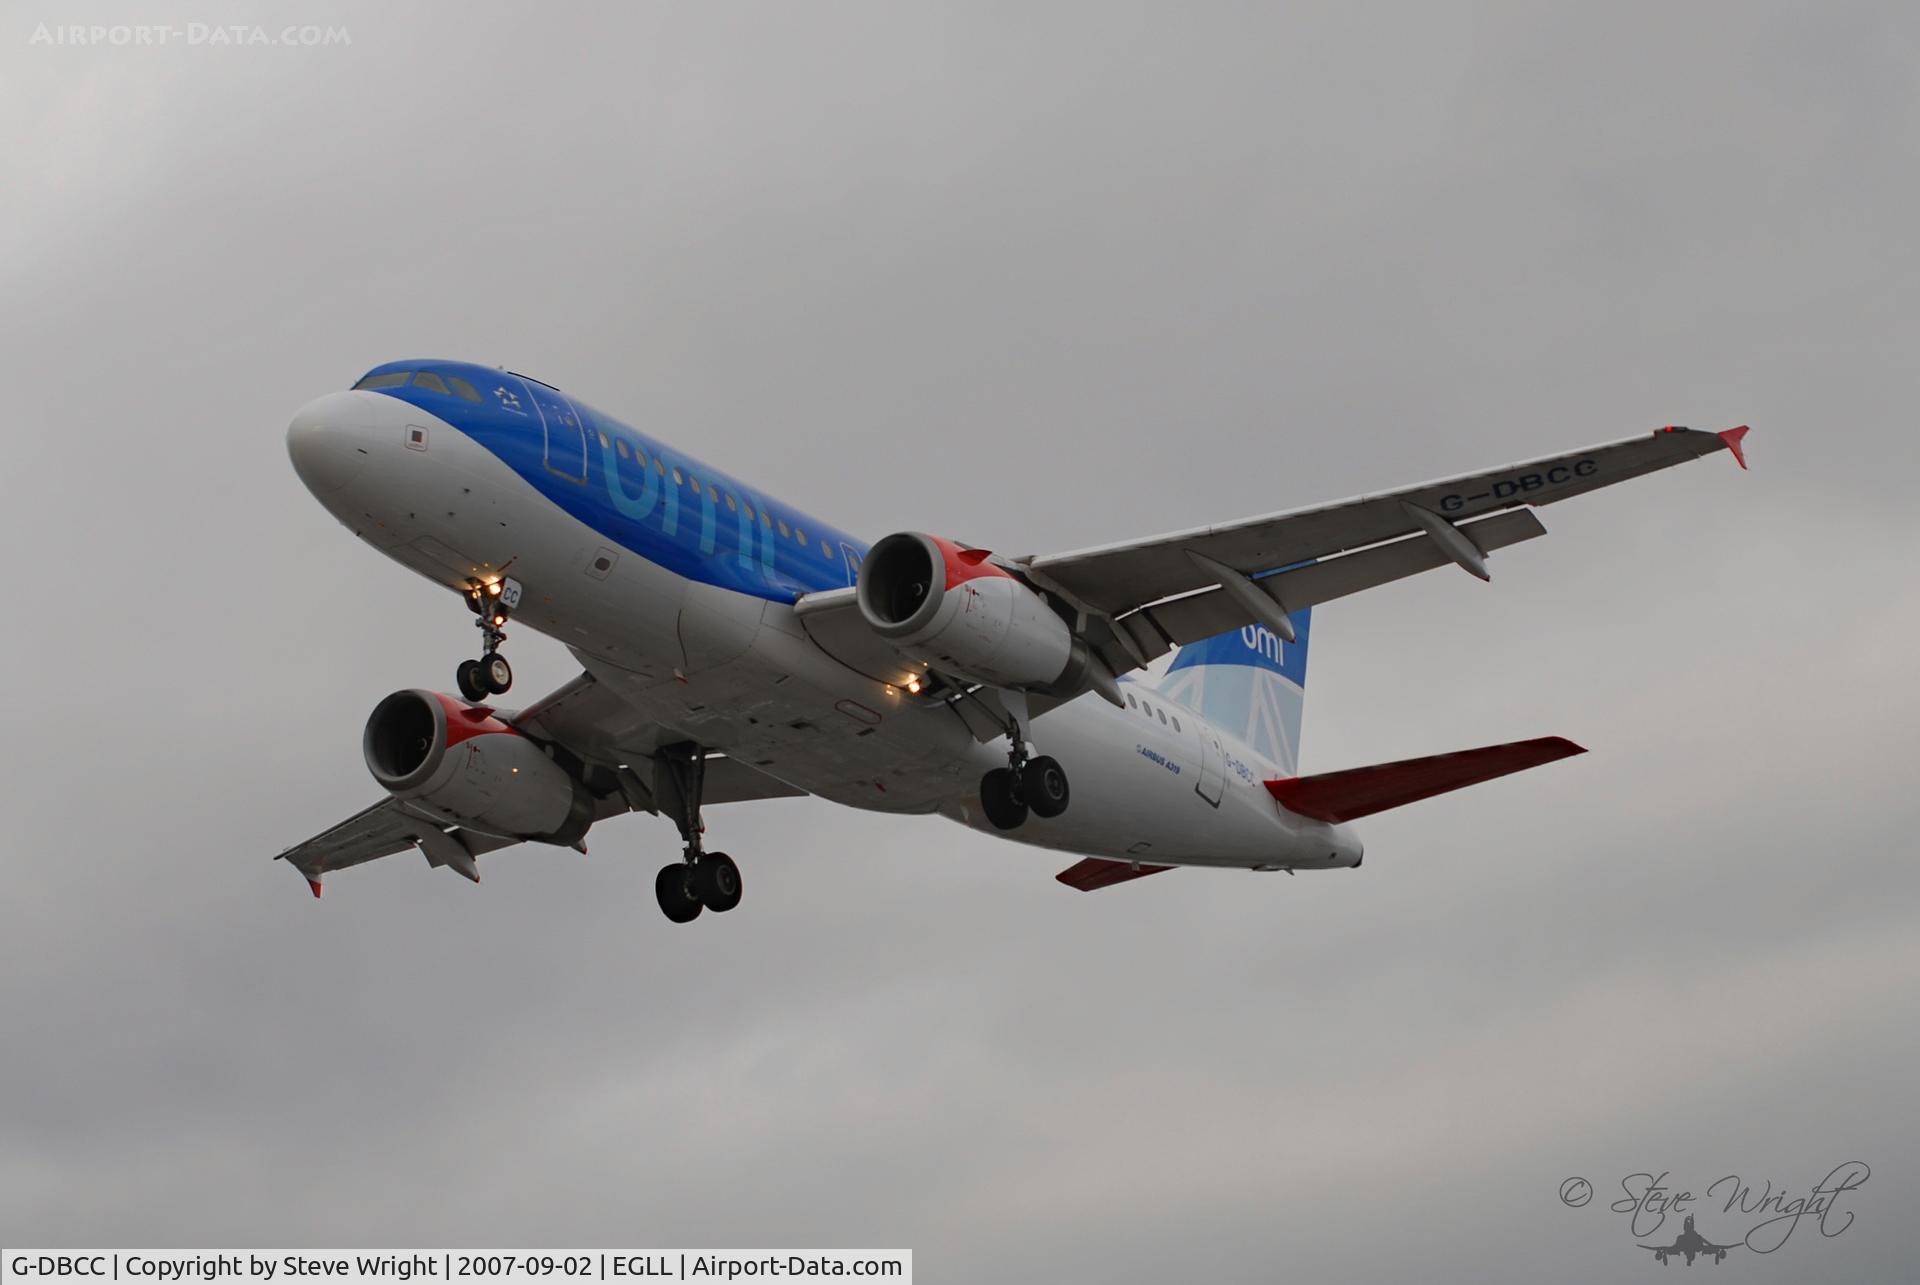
xmin=289 ymin=388 xmax=1363 ymax=873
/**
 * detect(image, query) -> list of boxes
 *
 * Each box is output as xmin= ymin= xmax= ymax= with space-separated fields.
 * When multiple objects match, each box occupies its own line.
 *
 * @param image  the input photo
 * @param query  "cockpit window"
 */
xmin=411 ymin=371 xmax=449 ymax=394
xmin=446 ymin=375 xmax=482 ymax=402
xmin=353 ymin=371 xmax=410 ymax=390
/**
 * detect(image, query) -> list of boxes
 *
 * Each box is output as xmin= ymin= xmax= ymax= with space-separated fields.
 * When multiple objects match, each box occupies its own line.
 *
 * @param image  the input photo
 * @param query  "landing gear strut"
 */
xmin=975 ymin=693 xmax=1070 ymax=831
xmin=456 ymin=576 xmax=520 ymax=701
xmin=651 ymin=742 xmax=744 ymax=923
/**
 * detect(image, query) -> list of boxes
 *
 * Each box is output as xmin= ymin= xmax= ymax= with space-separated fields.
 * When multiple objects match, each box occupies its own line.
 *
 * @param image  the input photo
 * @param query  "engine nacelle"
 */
xmin=362 ymin=689 xmax=594 ymax=845
xmin=856 ymin=531 xmax=1077 ymax=689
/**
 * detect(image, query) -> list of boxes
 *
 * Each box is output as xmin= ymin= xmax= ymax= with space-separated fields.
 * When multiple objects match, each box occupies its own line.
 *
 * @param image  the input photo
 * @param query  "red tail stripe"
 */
xmin=1265 ymin=736 xmax=1585 ymax=823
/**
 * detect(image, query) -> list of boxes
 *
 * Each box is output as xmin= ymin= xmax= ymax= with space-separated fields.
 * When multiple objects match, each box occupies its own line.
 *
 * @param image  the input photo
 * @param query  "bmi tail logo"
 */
xmin=1159 ymin=609 xmax=1312 ymax=773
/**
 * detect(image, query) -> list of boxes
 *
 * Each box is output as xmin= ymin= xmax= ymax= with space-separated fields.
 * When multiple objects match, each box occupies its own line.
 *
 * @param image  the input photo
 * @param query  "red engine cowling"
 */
xmin=855 ymin=532 xmax=1079 ymax=689
xmin=362 ymin=690 xmax=594 ymax=844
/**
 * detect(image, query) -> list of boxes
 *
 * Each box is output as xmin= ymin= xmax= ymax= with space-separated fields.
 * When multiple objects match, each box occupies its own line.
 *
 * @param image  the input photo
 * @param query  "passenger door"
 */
xmin=1195 ymin=726 xmax=1225 ymax=807
xmin=516 ymin=376 xmax=589 ymax=482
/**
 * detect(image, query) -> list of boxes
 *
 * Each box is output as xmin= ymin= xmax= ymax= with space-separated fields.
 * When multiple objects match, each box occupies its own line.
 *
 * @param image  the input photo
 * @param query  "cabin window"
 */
xmin=778 ymin=519 xmax=791 ymax=538
xmin=820 ymin=538 xmax=833 ymax=557
xmin=725 ymin=493 xmax=738 ymax=512
xmin=743 ymin=502 xmax=755 ymax=520
xmin=597 ymin=430 xmax=611 ymax=450
xmin=708 ymin=484 xmax=721 ymax=504
xmin=352 ymin=371 xmax=410 ymax=389
xmin=672 ymin=467 xmax=683 ymax=485
xmin=446 ymin=375 xmax=482 ymax=402
xmin=616 ymin=439 xmax=630 ymax=460
xmin=762 ymin=510 xmax=773 ymax=529
xmin=1126 ymin=693 xmax=1136 ymax=709
xmin=1157 ymin=709 xmax=1167 ymax=725
xmin=654 ymin=458 xmax=665 ymax=475
xmin=1171 ymin=716 xmax=1181 ymax=732
xmin=795 ymin=527 xmax=807 ymax=545
xmin=411 ymin=371 xmax=449 ymax=394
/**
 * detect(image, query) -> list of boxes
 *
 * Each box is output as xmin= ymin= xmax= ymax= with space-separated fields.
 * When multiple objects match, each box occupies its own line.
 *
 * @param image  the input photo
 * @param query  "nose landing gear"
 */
xmin=456 ymin=576 xmax=520 ymax=701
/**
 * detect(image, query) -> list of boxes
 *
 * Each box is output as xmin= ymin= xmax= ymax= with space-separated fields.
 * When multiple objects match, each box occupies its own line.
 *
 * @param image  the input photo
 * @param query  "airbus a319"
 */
xmin=278 ymin=360 xmax=1746 ymax=922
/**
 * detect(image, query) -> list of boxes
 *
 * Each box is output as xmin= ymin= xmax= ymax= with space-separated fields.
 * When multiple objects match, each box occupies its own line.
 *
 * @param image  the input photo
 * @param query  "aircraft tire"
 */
xmin=979 ymin=769 xmax=1029 ymax=830
xmin=482 ymin=653 xmax=514 ymax=694
xmin=456 ymin=658 xmax=488 ymax=702
xmin=694 ymin=852 xmax=743 ymax=913
xmin=655 ymin=863 xmax=704 ymax=923
xmin=1023 ymin=756 xmax=1070 ymax=818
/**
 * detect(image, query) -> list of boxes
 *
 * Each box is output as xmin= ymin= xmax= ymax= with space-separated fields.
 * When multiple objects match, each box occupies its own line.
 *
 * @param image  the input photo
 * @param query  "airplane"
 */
xmin=1642 ymin=1214 xmax=1741 ymax=1265
xmin=277 ymin=358 xmax=1748 ymax=921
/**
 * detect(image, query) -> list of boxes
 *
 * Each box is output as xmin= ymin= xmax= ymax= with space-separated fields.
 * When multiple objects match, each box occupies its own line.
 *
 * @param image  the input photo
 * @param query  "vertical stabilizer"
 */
xmin=1157 ymin=608 xmax=1311 ymax=775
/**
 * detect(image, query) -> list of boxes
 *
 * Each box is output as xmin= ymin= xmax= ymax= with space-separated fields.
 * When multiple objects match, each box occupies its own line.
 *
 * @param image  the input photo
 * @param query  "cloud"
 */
xmin=3 ymin=3 xmax=1914 ymax=1280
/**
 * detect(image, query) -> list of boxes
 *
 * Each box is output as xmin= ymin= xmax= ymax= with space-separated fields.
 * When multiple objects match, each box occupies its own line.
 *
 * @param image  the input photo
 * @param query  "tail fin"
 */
xmin=1157 ymin=607 xmax=1312 ymax=775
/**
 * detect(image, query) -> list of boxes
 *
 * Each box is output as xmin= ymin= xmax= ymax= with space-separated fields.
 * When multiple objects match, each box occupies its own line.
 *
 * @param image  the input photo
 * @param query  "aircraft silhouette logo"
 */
xmin=1641 ymin=1213 xmax=1740 ymax=1266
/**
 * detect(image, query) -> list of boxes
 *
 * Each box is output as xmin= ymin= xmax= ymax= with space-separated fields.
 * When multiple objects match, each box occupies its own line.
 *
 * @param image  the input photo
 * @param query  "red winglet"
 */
xmin=1265 ymin=736 xmax=1586 ymax=823
xmin=1717 ymin=425 xmax=1750 ymax=469
xmin=307 ymin=878 xmax=324 ymax=899
xmin=1055 ymin=857 xmax=1174 ymax=891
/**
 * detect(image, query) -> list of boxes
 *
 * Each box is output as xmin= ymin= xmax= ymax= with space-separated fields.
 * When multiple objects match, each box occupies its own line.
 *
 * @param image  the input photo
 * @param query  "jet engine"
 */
xmin=855 ymin=531 xmax=1086 ymax=690
xmin=362 ymin=689 xmax=594 ymax=844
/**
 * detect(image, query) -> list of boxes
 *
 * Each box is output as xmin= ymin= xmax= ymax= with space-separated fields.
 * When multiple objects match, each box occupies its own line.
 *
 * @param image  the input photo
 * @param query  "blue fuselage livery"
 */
xmin=357 ymin=359 xmax=868 ymax=602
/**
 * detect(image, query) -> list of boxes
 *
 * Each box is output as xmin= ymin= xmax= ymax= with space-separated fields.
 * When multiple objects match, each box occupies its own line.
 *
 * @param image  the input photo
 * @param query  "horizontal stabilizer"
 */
xmin=1055 ymin=857 xmax=1174 ymax=891
xmin=1264 ymin=736 xmax=1585 ymax=822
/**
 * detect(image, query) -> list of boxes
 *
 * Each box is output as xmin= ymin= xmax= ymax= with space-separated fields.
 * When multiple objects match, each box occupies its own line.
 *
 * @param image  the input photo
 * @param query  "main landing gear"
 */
xmin=456 ymin=576 xmax=521 ymax=701
xmin=977 ymin=694 xmax=1070 ymax=831
xmin=651 ymin=743 xmax=744 ymax=923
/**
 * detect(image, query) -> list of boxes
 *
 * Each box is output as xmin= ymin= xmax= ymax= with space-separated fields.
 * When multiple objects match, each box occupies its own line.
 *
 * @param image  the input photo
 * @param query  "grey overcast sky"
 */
xmin=3 ymin=3 xmax=1916 ymax=1281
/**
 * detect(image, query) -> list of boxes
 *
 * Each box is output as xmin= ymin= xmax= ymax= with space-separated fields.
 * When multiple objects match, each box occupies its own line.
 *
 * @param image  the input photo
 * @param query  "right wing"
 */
xmin=274 ymin=670 xmax=805 ymax=895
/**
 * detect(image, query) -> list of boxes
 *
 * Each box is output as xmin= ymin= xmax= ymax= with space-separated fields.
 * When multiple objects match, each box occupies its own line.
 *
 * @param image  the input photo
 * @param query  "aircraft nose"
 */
xmin=286 ymin=390 xmax=372 ymax=495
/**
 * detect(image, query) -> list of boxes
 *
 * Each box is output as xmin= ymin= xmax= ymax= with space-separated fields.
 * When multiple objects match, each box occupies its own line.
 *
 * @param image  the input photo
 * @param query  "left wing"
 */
xmin=796 ymin=425 xmax=1747 ymax=716
xmin=1022 ymin=425 xmax=1748 ymax=673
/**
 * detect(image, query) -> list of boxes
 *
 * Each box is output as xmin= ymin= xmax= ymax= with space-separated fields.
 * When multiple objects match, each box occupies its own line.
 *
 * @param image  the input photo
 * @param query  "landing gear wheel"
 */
xmin=481 ymin=653 xmax=513 ymax=695
xmin=456 ymin=658 xmax=488 ymax=702
xmin=654 ymin=863 xmax=703 ymax=923
xmin=693 ymin=852 xmax=743 ymax=913
xmin=1023 ymin=755 xmax=1070 ymax=819
xmin=979 ymin=768 xmax=1029 ymax=830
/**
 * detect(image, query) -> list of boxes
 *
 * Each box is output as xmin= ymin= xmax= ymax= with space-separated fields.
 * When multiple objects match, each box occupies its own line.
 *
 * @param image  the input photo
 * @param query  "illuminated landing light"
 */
xmin=906 ymin=676 xmax=922 ymax=694
xmin=487 ymin=582 xmax=503 ymax=596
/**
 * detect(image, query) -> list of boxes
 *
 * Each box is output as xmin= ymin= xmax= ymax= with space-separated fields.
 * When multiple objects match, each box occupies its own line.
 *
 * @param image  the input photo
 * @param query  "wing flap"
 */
xmin=1265 ymin=736 xmax=1586 ymax=822
xmin=1135 ymin=509 xmax=1546 ymax=651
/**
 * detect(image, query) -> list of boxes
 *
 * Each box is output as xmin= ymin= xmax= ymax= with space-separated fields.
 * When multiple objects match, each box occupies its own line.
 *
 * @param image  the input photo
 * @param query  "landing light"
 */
xmin=492 ymin=614 xmax=507 ymax=627
xmin=906 ymin=677 xmax=922 ymax=693
xmin=487 ymin=582 xmax=502 ymax=596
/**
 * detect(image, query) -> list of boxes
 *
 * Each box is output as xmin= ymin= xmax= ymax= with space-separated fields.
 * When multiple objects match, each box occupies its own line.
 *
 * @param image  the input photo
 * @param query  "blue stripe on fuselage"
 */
xmin=356 ymin=359 xmax=868 ymax=601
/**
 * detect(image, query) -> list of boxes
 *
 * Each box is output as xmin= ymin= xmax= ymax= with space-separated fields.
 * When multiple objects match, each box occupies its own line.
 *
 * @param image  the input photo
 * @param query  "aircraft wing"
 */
xmin=795 ymin=425 xmax=1746 ymax=712
xmin=273 ymin=670 xmax=805 ymax=895
xmin=1021 ymin=425 xmax=1748 ymax=670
